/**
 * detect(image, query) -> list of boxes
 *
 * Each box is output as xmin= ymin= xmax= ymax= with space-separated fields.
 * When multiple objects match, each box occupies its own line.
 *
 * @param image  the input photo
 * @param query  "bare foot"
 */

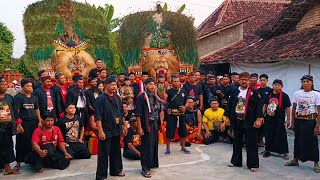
xmin=38 ymin=168 xmax=44 ymax=173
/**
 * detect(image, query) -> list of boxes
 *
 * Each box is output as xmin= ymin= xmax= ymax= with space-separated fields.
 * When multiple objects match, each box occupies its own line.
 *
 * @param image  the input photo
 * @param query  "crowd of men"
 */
xmin=0 ymin=59 xmax=319 ymax=180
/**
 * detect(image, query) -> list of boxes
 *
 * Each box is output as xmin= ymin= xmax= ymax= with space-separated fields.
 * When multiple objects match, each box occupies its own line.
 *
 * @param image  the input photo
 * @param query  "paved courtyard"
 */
xmin=2 ymin=132 xmax=319 ymax=180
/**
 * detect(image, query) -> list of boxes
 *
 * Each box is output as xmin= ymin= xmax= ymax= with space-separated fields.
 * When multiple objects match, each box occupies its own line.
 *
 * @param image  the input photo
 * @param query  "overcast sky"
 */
xmin=0 ymin=0 xmax=223 ymax=58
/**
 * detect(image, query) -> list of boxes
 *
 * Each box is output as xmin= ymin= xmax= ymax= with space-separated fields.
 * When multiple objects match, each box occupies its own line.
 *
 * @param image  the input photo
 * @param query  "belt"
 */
xmin=236 ymin=113 xmax=245 ymax=121
xmin=295 ymin=113 xmax=317 ymax=120
xmin=167 ymin=109 xmax=183 ymax=116
xmin=0 ymin=119 xmax=12 ymax=123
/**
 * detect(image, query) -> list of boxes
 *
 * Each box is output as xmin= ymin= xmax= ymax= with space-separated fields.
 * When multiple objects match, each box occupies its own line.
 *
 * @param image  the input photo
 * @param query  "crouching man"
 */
xmin=29 ymin=112 xmax=72 ymax=173
xmin=123 ymin=117 xmax=142 ymax=160
xmin=57 ymin=103 xmax=91 ymax=159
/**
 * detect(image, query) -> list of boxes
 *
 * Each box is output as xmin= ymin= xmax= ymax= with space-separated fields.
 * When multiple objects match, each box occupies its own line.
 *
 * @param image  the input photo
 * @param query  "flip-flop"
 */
xmin=227 ymin=164 xmax=235 ymax=167
xmin=284 ymin=160 xmax=299 ymax=166
xmin=181 ymin=149 xmax=190 ymax=154
xmin=314 ymin=166 xmax=320 ymax=173
xmin=259 ymin=151 xmax=266 ymax=155
xmin=4 ymin=169 xmax=20 ymax=175
xmin=250 ymin=168 xmax=258 ymax=172
xmin=141 ymin=171 xmax=152 ymax=178
xmin=263 ymin=152 xmax=271 ymax=158
xmin=165 ymin=150 xmax=171 ymax=155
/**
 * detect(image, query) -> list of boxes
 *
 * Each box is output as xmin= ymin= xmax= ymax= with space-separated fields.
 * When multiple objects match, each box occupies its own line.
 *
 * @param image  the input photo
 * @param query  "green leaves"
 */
xmin=0 ymin=22 xmax=14 ymax=72
xmin=177 ymin=4 xmax=186 ymax=14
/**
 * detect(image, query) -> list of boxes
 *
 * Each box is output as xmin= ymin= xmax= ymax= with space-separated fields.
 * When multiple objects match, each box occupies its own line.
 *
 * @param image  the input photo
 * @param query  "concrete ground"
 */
xmin=2 ymin=132 xmax=319 ymax=180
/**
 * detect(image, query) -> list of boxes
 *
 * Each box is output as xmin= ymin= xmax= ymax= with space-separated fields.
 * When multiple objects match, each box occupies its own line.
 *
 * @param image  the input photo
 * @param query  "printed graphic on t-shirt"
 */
xmin=65 ymin=120 xmax=80 ymax=142
xmin=189 ymin=89 xmax=195 ymax=98
xmin=267 ymin=98 xmax=278 ymax=116
xmin=236 ymin=97 xmax=245 ymax=114
xmin=94 ymin=92 xmax=99 ymax=99
xmin=132 ymin=134 xmax=141 ymax=147
xmin=297 ymin=99 xmax=312 ymax=115
xmin=23 ymin=103 xmax=35 ymax=109
xmin=0 ymin=102 xmax=11 ymax=121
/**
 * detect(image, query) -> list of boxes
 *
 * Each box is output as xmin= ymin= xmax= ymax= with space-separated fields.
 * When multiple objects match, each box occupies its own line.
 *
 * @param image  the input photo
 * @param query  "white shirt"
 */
xmin=236 ymin=87 xmax=248 ymax=114
xmin=292 ymin=90 xmax=320 ymax=115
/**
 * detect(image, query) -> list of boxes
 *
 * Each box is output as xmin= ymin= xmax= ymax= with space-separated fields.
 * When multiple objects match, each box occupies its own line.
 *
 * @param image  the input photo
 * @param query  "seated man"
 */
xmin=185 ymin=98 xmax=204 ymax=145
xmin=202 ymin=98 xmax=227 ymax=145
xmin=29 ymin=112 xmax=72 ymax=173
xmin=57 ymin=103 xmax=91 ymax=159
xmin=123 ymin=117 xmax=142 ymax=160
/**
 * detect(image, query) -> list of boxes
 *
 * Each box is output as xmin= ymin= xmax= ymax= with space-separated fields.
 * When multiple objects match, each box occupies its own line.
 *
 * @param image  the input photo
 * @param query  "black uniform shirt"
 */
xmin=14 ymin=93 xmax=39 ymax=121
xmin=166 ymin=88 xmax=188 ymax=109
xmin=57 ymin=115 xmax=84 ymax=143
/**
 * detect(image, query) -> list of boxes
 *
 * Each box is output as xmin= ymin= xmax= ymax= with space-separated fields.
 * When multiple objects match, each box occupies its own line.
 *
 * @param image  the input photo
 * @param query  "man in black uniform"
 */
xmin=257 ymin=74 xmax=272 ymax=147
xmin=0 ymin=78 xmax=19 ymax=175
xmin=86 ymin=77 xmax=102 ymax=107
xmin=95 ymin=77 xmax=127 ymax=180
xmin=183 ymin=72 xmax=203 ymax=111
xmin=133 ymin=72 xmax=149 ymax=98
xmin=57 ymin=103 xmax=91 ymax=159
xmin=164 ymin=76 xmax=189 ymax=155
xmin=135 ymin=78 xmax=160 ymax=178
xmin=225 ymin=72 xmax=263 ymax=172
xmin=89 ymin=59 xmax=104 ymax=78
xmin=123 ymin=117 xmax=142 ymax=160
xmin=51 ymin=73 xmax=68 ymax=118
xmin=14 ymin=78 xmax=42 ymax=171
xmin=67 ymin=76 xmax=89 ymax=128
xmin=203 ymin=75 xmax=224 ymax=110
xmin=262 ymin=79 xmax=291 ymax=160
xmin=33 ymin=76 xmax=56 ymax=118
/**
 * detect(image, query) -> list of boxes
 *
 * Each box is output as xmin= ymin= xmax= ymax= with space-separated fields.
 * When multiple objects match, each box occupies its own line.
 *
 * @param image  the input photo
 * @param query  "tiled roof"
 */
xmin=200 ymin=27 xmax=320 ymax=64
xmin=197 ymin=0 xmax=289 ymax=39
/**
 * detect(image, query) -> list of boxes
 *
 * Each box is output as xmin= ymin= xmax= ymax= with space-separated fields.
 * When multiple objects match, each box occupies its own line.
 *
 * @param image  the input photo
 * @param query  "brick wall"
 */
xmin=197 ymin=24 xmax=243 ymax=58
xmin=297 ymin=4 xmax=320 ymax=31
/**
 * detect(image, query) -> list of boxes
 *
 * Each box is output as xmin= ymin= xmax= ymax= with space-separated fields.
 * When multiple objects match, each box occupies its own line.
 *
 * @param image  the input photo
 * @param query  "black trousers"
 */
xmin=123 ymin=146 xmax=142 ymax=160
xmin=96 ymin=135 xmax=123 ymax=180
xmin=16 ymin=120 xmax=37 ymax=162
xmin=231 ymin=120 xmax=259 ymax=169
xmin=264 ymin=117 xmax=288 ymax=154
xmin=141 ymin=122 xmax=159 ymax=173
xmin=0 ymin=122 xmax=15 ymax=165
xmin=203 ymin=129 xmax=225 ymax=145
xmin=67 ymin=142 xmax=91 ymax=159
xmin=165 ymin=115 xmax=187 ymax=139
xmin=294 ymin=119 xmax=319 ymax=162
xmin=29 ymin=150 xmax=70 ymax=171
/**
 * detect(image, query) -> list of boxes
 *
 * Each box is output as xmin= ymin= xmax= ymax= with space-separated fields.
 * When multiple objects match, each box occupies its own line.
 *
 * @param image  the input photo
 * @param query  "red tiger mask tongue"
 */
xmin=159 ymin=70 xmax=164 ymax=74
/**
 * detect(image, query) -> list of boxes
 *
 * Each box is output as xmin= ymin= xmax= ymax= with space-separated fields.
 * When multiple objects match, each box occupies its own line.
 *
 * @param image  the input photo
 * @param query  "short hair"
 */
xmin=210 ymin=97 xmax=219 ymax=103
xmin=118 ymin=73 xmax=125 ymax=76
xmin=259 ymin=73 xmax=269 ymax=80
xmin=189 ymin=72 xmax=195 ymax=77
xmin=128 ymin=72 xmax=135 ymax=76
xmin=96 ymin=59 xmax=103 ymax=62
xmin=223 ymin=74 xmax=230 ymax=79
xmin=65 ymin=103 xmax=76 ymax=110
xmin=239 ymin=72 xmax=250 ymax=78
xmin=41 ymin=111 xmax=55 ymax=120
xmin=100 ymin=68 xmax=107 ymax=73
xmin=55 ymin=72 xmax=64 ymax=80
xmin=37 ymin=70 xmax=45 ymax=78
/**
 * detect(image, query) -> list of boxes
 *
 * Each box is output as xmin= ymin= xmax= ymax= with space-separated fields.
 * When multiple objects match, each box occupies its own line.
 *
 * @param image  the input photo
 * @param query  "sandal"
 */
xmin=4 ymin=169 xmax=20 ymax=175
xmin=14 ymin=165 xmax=20 ymax=172
xmin=259 ymin=151 xmax=266 ymax=155
xmin=285 ymin=160 xmax=299 ymax=166
xmin=117 ymin=172 xmax=125 ymax=177
xmin=165 ymin=150 xmax=171 ymax=155
xmin=314 ymin=166 xmax=320 ymax=173
xmin=181 ymin=149 xmax=190 ymax=154
xmin=263 ymin=152 xmax=271 ymax=158
xmin=282 ymin=154 xmax=289 ymax=160
xmin=250 ymin=168 xmax=258 ymax=172
xmin=227 ymin=164 xmax=235 ymax=167
xmin=141 ymin=171 xmax=152 ymax=178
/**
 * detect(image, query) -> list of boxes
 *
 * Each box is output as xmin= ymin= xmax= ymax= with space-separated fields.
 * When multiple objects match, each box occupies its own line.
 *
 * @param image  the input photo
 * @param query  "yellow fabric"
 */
xmin=202 ymin=108 xmax=226 ymax=130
